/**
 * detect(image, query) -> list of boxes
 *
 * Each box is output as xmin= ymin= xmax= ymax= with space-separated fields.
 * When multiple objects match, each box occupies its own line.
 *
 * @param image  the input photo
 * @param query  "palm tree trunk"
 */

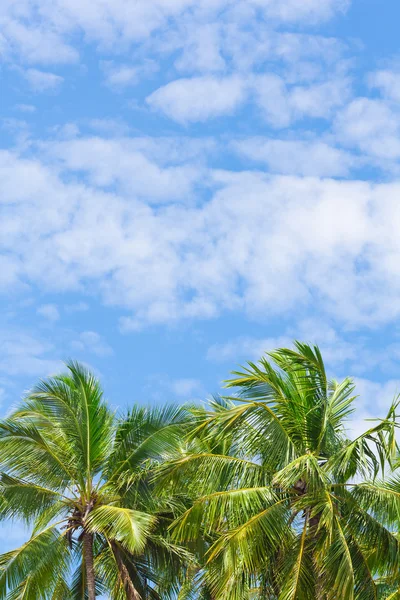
xmin=111 ymin=541 xmax=142 ymax=600
xmin=83 ymin=532 xmax=96 ymax=600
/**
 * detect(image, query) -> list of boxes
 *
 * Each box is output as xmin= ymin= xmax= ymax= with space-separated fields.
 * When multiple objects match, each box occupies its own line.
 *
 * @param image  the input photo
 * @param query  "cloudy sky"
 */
xmin=2 ymin=0 xmax=400 ymax=492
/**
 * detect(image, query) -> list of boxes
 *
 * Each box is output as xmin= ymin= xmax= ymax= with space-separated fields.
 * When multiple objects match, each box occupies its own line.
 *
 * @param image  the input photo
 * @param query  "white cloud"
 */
xmin=353 ymin=378 xmax=400 ymax=414
xmin=0 ymin=325 xmax=110 ymax=400
xmin=6 ymin=135 xmax=400 ymax=329
xmin=207 ymin=319 xmax=358 ymax=365
xmin=207 ymin=335 xmax=292 ymax=363
xmin=147 ymin=76 xmax=248 ymax=123
xmin=101 ymin=59 xmax=158 ymax=89
xmin=0 ymin=15 xmax=78 ymax=65
xmin=22 ymin=68 xmax=63 ymax=92
xmin=368 ymin=68 xmax=400 ymax=103
xmin=273 ymin=32 xmax=345 ymax=66
xmin=253 ymin=75 xmax=292 ymax=127
xmin=15 ymin=104 xmax=36 ymax=113
xmin=252 ymin=0 xmax=350 ymax=23
xmin=144 ymin=374 xmax=205 ymax=403
xmin=0 ymin=330 xmax=61 ymax=377
xmin=347 ymin=377 xmax=400 ymax=439
xmin=254 ymin=74 xmax=350 ymax=128
xmin=87 ymin=119 xmax=130 ymax=137
xmin=102 ymin=62 xmax=140 ymax=88
xmin=234 ymin=137 xmax=357 ymax=177
xmin=290 ymin=77 xmax=351 ymax=118
xmin=170 ymin=378 xmax=203 ymax=398
xmin=37 ymin=303 xmax=60 ymax=321
xmin=335 ymin=97 xmax=400 ymax=159
xmin=293 ymin=318 xmax=361 ymax=366
xmin=39 ymin=136 xmax=203 ymax=201
xmin=173 ymin=23 xmax=226 ymax=73
xmin=0 ymin=0 xmax=353 ymax=139
xmin=0 ymin=0 xmax=350 ymax=70
xmin=158 ymin=19 xmax=346 ymax=78
xmin=71 ymin=331 xmax=113 ymax=357
xmin=147 ymin=73 xmax=350 ymax=125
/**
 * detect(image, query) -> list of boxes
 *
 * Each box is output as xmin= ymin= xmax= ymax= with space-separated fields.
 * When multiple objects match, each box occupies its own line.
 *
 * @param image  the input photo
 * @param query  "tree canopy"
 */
xmin=0 ymin=345 xmax=400 ymax=599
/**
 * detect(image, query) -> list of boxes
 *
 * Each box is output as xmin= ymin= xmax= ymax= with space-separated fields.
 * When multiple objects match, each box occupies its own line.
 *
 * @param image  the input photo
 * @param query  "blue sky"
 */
xmin=2 ymin=0 xmax=400 ymax=550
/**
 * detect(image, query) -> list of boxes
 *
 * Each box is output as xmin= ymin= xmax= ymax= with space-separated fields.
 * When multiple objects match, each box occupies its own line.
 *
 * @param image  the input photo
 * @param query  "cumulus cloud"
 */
xmin=170 ymin=378 xmax=204 ymax=398
xmin=353 ymin=378 xmax=400 ymax=413
xmin=347 ymin=377 xmax=400 ymax=439
xmin=335 ymin=97 xmax=400 ymax=159
xmin=147 ymin=72 xmax=351 ymax=126
xmin=4 ymin=139 xmax=400 ymax=330
xmin=1 ymin=0 xmax=353 ymax=134
xmin=143 ymin=374 xmax=205 ymax=403
xmin=101 ymin=59 xmax=158 ymax=90
xmin=251 ymin=0 xmax=350 ymax=23
xmin=3 ymin=0 xmax=398 ymax=336
xmin=207 ymin=319 xmax=359 ymax=366
xmin=290 ymin=77 xmax=351 ymax=118
xmin=173 ymin=23 xmax=226 ymax=73
xmin=147 ymin=76 xmax=248 ymax=124
xmin=254 ymin=74 xmax=350 ymax=128
xmin=368 ymin=68 xmax=400 ymax=103
xmin=0 ymin=330 xmax=61 ymax=377
xmin=0 ymin=325 xmax=111 ymax=402
xmin=233 ymin=137 xmax=357 ymax=177
xmin=207 ymin=335 xmax=292 ymax=363
xmin=38 ymin=136 xmax=205 ymax=201
xmin=102 ymin=63 xmax=140 ymax=88
xmin=163 ymin=22 xmax=346 ymax=77
xmin=37 ymin=303 xmax=60 ymax=321
xmin=0 ymin=16 xmax=78 ymax=65
xmin=22 ymin=68 xmax=63 ymax=91
xmin=71 ymin=331 xmax=113 ymax=357
xmin=1 ymin=0 xmax=351 ymax=70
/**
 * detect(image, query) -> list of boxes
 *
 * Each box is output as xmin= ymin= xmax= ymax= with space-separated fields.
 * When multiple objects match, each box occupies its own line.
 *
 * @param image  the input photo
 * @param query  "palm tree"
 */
xmin=352 ymin=445 xmax=400 ymax=599
xmin=0 ymin=361 xmax=193 ymax=599
xmin=164 ymin=343 xmax=400 ymax=599
xmin=163 ymin=403 xmax=235 ymax=600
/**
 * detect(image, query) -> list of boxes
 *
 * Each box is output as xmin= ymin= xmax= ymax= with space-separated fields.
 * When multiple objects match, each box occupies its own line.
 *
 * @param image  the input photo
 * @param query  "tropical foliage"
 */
xmin=0 ymin=346 xmax=400 ymax=599
xmin=162 ymin=343 xmax=400 ymax=600
xmin=0 ymin=362 xmax=193 ymax=599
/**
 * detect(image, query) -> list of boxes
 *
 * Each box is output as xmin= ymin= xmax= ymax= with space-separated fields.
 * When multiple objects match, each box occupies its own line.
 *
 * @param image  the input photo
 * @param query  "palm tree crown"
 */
xmin=166 ymin=342 xmax=400 ymax=600
xmin=0 ymin=361 xmax=192 ymax=599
